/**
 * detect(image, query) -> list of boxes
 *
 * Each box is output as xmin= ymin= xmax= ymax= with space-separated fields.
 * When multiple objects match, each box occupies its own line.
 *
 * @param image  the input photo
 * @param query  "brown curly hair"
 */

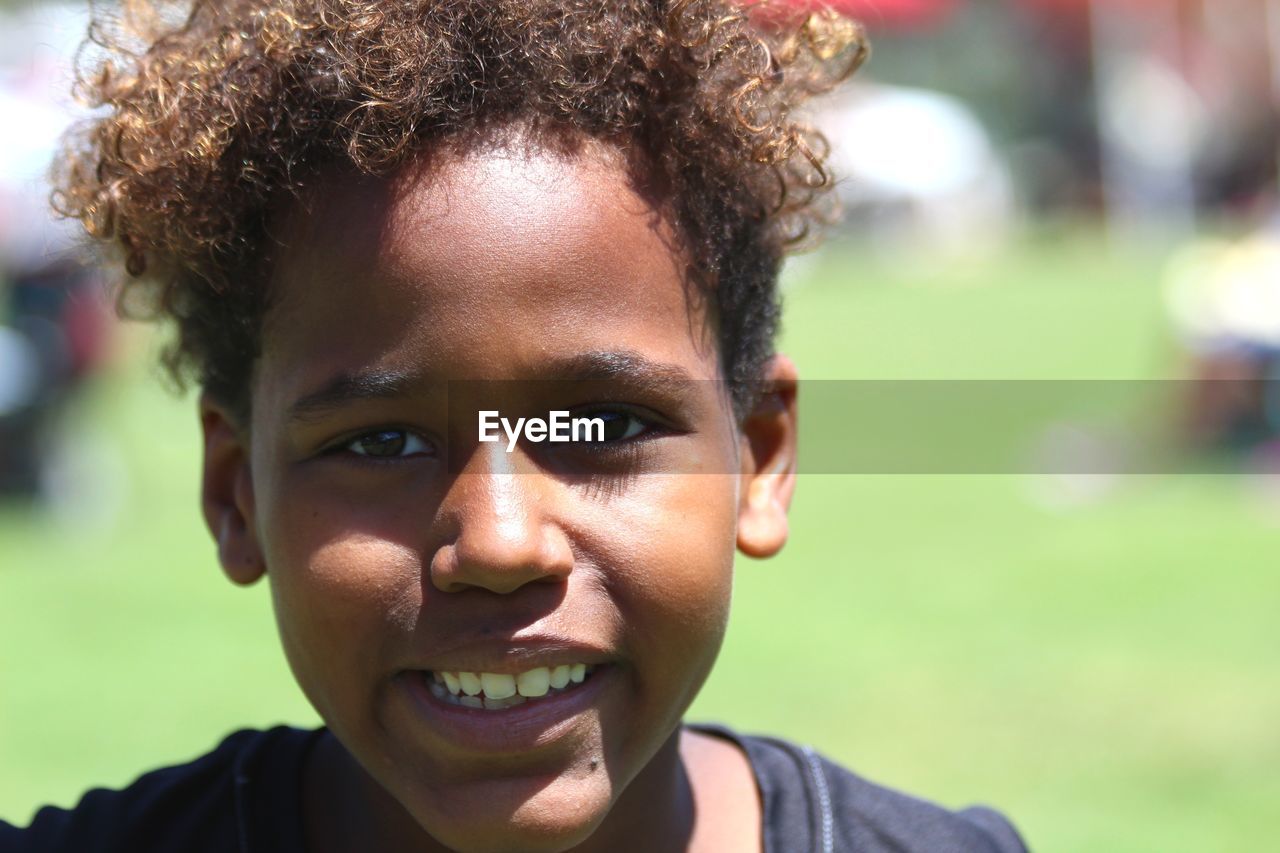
xmin=54 ymin=0 xmax=866 ymax=421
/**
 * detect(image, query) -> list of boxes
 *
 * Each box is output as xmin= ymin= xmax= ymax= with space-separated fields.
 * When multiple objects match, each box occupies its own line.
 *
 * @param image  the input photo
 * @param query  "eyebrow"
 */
xmin=545 ymin=351 xmax=696 ymax=385
xmin=286 ymin=351 xmax=698 ymax=422
xmin=287 ymin=368 xmax=420 ymax=423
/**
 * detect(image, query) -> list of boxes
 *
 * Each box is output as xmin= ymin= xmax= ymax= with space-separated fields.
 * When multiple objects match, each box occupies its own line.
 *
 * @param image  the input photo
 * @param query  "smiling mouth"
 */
xmin=423 ymin=664 xmax=597 ymax=711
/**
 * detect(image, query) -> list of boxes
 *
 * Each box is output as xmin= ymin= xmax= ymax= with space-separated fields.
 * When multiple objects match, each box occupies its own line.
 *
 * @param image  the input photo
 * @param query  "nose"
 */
xmin=429 ymin=446 xmax=574 ymax=594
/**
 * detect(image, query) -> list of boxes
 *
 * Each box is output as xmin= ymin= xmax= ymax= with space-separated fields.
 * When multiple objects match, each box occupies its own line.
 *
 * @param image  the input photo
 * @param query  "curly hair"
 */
xmin=54 ymin=0 xmax=866 ymax=421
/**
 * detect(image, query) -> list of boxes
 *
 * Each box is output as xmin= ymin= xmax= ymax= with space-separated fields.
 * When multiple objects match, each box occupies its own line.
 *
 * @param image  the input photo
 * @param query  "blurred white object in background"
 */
xmin=1165 ymin=230 xmax=1280 ymax=353
xmin=1162 ymin=217 xmax=1280 ymax=454
xmin=0 ymin=3 xmax=124 ymax=522
xmin=0 ymin=2 xmax=91 ymax=268
xmin=1095 ymin=51 xmax=1204 ymax=239
xmin=815 ymin=83 xmax=1014 ymax=253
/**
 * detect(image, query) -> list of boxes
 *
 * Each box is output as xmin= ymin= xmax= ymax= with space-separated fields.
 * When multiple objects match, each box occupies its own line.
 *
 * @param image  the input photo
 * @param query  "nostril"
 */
xmin=430 ymin=470 xmax=574 ymax=593
xmin=428 ymin=529 xmax=574 ymax=595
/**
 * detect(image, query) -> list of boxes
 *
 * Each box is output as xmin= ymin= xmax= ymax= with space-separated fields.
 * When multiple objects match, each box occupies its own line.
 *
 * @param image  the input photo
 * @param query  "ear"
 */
xmin=736 ymin=355 xmax=799 ymax=558
xmin=199 ymin=393 xmax=266 ymax=585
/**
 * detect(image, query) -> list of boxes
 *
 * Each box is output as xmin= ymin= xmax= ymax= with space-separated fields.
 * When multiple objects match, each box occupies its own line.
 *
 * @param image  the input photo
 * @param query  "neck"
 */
xmin=303 ymin=732 xmax=437 ymax=853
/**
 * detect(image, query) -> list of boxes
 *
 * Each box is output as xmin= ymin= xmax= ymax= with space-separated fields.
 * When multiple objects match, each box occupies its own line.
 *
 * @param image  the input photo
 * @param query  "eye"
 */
xmin=592 ymin=411 xmax=648 ymax=442
xmin=344 ymin=429 xmax=433 ymax=459
xmin=571 ymin=409 xmax=654 ymax=443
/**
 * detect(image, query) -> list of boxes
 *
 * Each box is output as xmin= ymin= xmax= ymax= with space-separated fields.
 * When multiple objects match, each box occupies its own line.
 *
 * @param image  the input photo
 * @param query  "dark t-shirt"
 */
xmin=1 ymin=725 xmax=1028 ymax=852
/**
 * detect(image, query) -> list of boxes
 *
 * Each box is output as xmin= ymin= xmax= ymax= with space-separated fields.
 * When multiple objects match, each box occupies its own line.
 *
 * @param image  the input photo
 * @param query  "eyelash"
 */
xmin=326 ymin=427 xmax=436 ymax=463
xmin=566 ymin=407 xmax=659 ymax=445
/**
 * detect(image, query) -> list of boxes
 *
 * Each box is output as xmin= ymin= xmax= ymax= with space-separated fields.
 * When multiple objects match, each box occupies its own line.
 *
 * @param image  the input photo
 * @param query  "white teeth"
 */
xmin=429 ymin=664 xmax=596 ymax=710
xmin=517 ymin=667 xmax=550 ymax=697
xmin=480 ymin=672 xmax=517 ymax=700
xmin=458 ymin=672 xmax=483 ymax=696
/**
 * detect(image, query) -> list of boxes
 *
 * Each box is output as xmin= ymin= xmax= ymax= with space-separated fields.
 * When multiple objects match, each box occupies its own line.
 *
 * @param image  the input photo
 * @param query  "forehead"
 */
xmin=259 ymin=138 xmax=716 ymax=398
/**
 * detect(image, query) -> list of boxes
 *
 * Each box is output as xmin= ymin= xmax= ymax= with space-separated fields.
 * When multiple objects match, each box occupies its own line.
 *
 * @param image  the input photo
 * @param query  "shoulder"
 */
xmin=0 ymin=726 xmax=318 ymax=853
xmin=690 ymin=724 xmax=1029 ymax=853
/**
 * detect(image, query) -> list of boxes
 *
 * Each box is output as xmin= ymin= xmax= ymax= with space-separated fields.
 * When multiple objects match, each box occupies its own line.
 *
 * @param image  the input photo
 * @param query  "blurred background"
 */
xmin=2 ymin=0 xmax=1279 ymax=850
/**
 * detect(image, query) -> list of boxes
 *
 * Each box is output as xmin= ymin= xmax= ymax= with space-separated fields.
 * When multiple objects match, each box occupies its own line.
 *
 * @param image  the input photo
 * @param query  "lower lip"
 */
xmin=399 ymin=666 xmax=613 ymax=754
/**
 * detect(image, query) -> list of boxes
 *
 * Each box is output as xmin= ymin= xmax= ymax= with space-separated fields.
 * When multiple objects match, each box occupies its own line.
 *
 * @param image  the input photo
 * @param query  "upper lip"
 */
xmin=406 ymin=634 xmax=615 ymax=675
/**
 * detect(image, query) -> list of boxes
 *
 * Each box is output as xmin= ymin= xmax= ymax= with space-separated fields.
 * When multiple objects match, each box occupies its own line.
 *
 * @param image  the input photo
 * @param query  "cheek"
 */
xmin=260 ymin=473 xmax=428 ymax=618
xmin=623 ymin=471 xmax=737 ymax=577
xmin=260 ymin=490 xmax=424 ymax=717
xmin=590 ymin=474 xmax=739 ymax=656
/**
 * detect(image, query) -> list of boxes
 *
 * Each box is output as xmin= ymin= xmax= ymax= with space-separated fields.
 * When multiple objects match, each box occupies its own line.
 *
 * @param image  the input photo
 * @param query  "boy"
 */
xmin=4 ymin=1 xmax=1027 ymax=850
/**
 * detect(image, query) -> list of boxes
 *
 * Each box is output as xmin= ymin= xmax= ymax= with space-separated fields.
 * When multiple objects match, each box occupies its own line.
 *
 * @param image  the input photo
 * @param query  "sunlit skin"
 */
xmin=199 ymin=132 xmax=798 ymax=852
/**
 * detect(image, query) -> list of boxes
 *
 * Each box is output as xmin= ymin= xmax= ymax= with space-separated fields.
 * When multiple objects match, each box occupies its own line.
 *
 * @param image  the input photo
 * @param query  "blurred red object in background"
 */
xmin=1016 ymin=0 xmax=1160 ymax=8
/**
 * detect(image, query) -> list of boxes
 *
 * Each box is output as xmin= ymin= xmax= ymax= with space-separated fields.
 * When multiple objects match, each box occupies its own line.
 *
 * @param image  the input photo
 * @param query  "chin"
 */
xmin=422 ymin=819 xmax=599 ymax=853
xmin=405 ymin=769 xmax=617 ymax=853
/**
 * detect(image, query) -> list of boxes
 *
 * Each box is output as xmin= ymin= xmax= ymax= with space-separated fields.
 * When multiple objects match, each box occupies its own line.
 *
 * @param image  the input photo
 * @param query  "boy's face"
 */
xmin=201 ymin=137 xmax=795 ymax=851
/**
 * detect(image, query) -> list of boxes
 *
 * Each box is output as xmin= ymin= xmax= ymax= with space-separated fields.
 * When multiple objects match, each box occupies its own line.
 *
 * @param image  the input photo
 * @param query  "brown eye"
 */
xmin=594 ymin=411 xmax=646 ymax=442
xmin=347 ymin=430 xmax=430 ymax=458
xmin=570 ymin=410 xmax=649 ymax=443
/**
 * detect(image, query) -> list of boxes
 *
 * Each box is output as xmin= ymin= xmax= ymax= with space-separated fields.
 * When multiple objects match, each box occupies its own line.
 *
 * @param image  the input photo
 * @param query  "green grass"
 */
xmin=3 ymin=234 xmax=1277 ymax=851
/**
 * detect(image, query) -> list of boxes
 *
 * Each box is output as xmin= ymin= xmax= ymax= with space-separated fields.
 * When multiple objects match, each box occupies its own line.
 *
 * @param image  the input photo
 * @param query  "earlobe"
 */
xmin=199 ymin=394 xmax=266 ymax=585
xmin=736 ymin=355 xmax=799 ymax=559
